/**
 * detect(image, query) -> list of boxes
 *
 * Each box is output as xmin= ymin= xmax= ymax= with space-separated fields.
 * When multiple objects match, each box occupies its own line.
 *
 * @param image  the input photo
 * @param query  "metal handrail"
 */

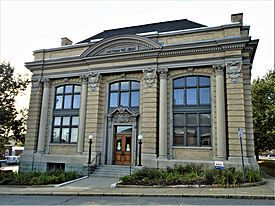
xmin=88 ymin=152 xmax=101 ymax=176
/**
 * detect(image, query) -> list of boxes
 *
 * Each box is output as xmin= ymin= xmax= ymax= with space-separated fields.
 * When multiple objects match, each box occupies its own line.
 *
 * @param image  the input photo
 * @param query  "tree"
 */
xmin=252 ymin=70 xmax=275 ymax=160
xmin=0 ymin=62 xmax=30 ymax=152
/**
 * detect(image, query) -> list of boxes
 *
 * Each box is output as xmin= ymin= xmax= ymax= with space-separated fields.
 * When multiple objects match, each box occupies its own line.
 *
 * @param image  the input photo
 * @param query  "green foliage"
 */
xmin=0 ymin=62 xmax=30 ymax=151
xmin=0 ymin=170 xmax=79 ymax=185
xmin=119 ymin=164 xmax=262 ymax=187
xmin=251 ymin=70 xmax=275 ymax=159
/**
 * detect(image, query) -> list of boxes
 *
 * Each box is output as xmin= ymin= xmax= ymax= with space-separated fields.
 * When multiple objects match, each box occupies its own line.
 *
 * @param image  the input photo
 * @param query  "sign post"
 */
xmin=238 ymin=128 xmax=246 ymax=183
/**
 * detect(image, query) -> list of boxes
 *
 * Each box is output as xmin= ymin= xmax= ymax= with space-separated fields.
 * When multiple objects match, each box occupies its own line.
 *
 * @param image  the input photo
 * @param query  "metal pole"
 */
xmin=238 ymin=128 xmax=246 ymax=183
xmin=87 ymin=139 xmax=92 ymax=177
xmin=138 ymin=140 xmax=142 ymax=166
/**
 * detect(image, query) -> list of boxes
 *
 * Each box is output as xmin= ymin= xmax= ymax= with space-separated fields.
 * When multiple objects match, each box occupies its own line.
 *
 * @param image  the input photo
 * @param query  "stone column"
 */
xmin=77 ymin=75 xmax=88 ymax=153
xmin=158 ymin=68 xmax=168 ymax=159
xmin=37 ymin=79 xmax=51 ymax=153
xmin=215 ymin=65 xmax=227 ymax=159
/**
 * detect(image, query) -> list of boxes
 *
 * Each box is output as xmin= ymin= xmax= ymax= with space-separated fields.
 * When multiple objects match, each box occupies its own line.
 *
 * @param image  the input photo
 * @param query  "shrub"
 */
xmin=119 ymin=165 xmax=262 ymax=187
xmin=0 ymin=170 xmax=79 ymax=185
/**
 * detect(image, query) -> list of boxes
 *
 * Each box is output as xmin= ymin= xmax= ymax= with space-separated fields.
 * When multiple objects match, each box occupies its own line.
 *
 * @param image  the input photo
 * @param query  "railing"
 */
xmin=87 ymin=152 xmax=101 ymax=177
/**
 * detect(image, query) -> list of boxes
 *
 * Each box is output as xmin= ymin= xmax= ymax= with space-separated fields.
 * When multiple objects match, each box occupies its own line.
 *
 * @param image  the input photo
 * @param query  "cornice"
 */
xmin=25 ymin=36 xmax=253 ymax=72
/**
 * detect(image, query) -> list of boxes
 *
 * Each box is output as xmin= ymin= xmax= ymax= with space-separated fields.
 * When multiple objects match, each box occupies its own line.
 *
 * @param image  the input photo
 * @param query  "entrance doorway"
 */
xmin=113 ymin=126 xmax=132 ymax=165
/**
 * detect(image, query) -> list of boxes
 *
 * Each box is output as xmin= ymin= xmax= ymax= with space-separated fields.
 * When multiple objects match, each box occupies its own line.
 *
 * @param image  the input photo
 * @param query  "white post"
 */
xmin=159 ymin=68 xmax=168 ymax=159
xmin=77 ymin=76 xmax=88 ymax=153
xmin=37 ymin=79 xmax=51 ymax=153
xmin=215 ymin=65 xmax=227 ymax=159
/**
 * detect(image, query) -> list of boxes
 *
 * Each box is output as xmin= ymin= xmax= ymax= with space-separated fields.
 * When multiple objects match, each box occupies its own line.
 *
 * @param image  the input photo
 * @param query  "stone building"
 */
xmin=20 ymin=13 xmax=259 ymax=173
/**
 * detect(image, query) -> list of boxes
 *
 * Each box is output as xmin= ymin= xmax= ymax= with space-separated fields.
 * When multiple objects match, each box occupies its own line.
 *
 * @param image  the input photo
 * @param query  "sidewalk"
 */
xmin=0 ymin=176 xmax=274 ymax=199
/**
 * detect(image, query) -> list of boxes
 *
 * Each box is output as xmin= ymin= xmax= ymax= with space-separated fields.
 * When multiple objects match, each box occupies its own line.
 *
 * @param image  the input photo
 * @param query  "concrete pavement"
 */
xmin=0 ymin=175 xmax=274 ymax=199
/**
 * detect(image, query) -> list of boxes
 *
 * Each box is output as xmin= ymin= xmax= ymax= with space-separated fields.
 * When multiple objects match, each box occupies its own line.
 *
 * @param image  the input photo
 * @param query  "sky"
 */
xmin=0 ymin=0 xmax=274 ymax=108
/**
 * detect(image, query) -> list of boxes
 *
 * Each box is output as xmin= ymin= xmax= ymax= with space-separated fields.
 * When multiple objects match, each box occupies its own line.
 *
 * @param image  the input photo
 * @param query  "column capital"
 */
xmin=213 ymin=64 xmax=225 ymax=75
xmin=88 ymin=72 xmax=100 ymax=91
xmin=80 ymin=75 xmax=88 ymax=83
xmin=143 ymin=67 xmax=157 ymax=87
xmin=158 ymin=68 xmax=168 ymax=79
xmin=42 ymin=78 xmax=51 ymax=87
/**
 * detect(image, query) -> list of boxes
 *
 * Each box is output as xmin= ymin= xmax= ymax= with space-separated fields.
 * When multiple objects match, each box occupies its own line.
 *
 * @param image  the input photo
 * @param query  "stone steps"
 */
xmin=90 ymin=165 xmax=139 ymax=178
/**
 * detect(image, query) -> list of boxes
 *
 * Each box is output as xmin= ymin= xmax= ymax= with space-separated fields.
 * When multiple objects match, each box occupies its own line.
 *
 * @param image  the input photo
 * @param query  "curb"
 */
xmin=116 ymin=180 xmax=266 ymax=188
xmin=54 ymin=176 xmax=88 ymax=187
xmin=0 ymin=191 xmax=274 ymax=200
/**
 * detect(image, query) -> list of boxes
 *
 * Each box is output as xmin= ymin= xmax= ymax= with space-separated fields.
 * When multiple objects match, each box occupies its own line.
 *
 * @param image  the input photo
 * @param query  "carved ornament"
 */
xmin=143 ymin=67 xmax=157 ymax=87
xmin=226 ymin=61 xmax=242 ymax=83
xmin=88 ymin=72 xmax=100 ymax=91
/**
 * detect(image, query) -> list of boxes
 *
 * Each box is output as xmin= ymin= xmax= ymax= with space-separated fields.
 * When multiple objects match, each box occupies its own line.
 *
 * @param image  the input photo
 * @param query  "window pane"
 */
xmin=200 ymin=114 xmax=211 ymax=125
xmin=187 ymin=127 xmax=197 ymax=146
xmin=121 ymin=82 xmax=129 ymax=91
xmin=61 ymin=128 xmax=69 ymax=143
xmin=52 ymin=128 xmax=60 ymax=143
xmin=62 ymin=117 xmax=70 ymax=126
xmin=54 ymin=117 xmax=61 ymax=126
xmin=174 ymin=114 xmax=185 ymax=126
xmin=187 ymin=88 xmax=197 ymax=105
xmin=56 ymin=86 xmax=64 ymax=94
xmin=116 ymin=126 xmax=132 ymax=134
xmin=174 ymin=89 xmax=184 ymax=105
xmin=200 ymin=88 xmax=210 ymax=104
xmin=199 ymin=77 xmax=210 ymax=86
xmin=65 ymin=85 xmax=73 ymax=93
xmin=72 ymin=116 xmax=79 ymax=125
xmin=64 ymin=95 xmax=72 ymax=109
xmin=174 ymin=128 xmax=184 ymax=146
xmin=131 ymin=91 xmax=140 ymax=107
xmin=186 ymin=76 xmax=197 ymax=87
xmin=73 ymin=94 xmax=80 ymax=109
xmin=187 ymin=113 xmax=198 ymax=125
xmin=120 ymin=92 xmax=129 ymax=106
xmin=110 ymin=83 xmax=119 ymax=91
xmin=55 ymin=96 xmax=63 ymax=109
xmin=131 ymin=82 xmax=140 ymax=90
xmin=110 ymin=93 xmax=118 ymax=107
xmin=74 ymin=85 xmax=81 ymax=93
xmin=70 ymin=128 xmax=78 ymax=143
xmin=200 ymin=127 xmax=211 ymax=146
xmin=174 ymin=78 xmax=184 ymax=87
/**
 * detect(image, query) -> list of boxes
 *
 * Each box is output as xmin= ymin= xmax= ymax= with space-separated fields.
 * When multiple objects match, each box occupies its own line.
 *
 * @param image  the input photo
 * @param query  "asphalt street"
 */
xmin=0 ymin=195 xmax=274 ymax=205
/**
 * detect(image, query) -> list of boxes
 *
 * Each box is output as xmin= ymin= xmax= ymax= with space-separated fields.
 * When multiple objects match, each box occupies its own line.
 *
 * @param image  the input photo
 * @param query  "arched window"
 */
xmin=109 ymin=81 xmax=140 ymax=109
xmin=51 ymin=84 xmax=81 ymax=144
xmin=173 ymin=76 xmax=211 ymax=147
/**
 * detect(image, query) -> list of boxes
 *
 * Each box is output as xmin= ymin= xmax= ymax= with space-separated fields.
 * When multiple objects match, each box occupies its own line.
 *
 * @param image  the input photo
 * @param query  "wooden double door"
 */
xmin=113 ymin=134 xmax=132 ymax=165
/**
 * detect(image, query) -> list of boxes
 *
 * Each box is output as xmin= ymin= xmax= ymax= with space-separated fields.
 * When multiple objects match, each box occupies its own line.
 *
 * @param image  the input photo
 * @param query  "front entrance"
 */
xmin=113 ymin=126 xmax=132 ymax=165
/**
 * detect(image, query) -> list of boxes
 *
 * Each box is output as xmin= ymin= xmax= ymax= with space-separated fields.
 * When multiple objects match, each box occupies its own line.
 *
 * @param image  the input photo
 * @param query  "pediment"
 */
xmin=81 ymin=35 xmax=161 ymax=57
xmin=108 ymin=107 xmax=138 ymax=123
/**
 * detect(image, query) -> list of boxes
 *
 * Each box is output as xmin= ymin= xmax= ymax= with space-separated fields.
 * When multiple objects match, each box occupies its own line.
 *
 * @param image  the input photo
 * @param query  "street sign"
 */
xmin=238 ymin=128 xmax=243 ymax=138
xmin=215 ymin=161 xmax=224 ymax=170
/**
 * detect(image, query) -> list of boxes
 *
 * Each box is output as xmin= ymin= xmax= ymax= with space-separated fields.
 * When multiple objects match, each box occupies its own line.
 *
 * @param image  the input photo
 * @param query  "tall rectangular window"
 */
xmin=51 ymin=84 xmax=80 ymax=144
xmin=173 ymin=76 xmax=211 ymax=147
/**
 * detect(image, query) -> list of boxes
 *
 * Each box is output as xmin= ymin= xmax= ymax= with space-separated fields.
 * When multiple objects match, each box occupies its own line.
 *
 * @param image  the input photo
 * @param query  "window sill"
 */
xmin=172 ymin=146 xmax=212 ymax=150
xmin=50 ymin=143 xmax=77 ymax=146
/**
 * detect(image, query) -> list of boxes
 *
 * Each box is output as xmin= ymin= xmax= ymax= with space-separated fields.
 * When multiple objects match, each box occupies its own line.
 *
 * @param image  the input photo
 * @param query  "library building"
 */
xmin=20 ymin=13 xmax=259 ymax=174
